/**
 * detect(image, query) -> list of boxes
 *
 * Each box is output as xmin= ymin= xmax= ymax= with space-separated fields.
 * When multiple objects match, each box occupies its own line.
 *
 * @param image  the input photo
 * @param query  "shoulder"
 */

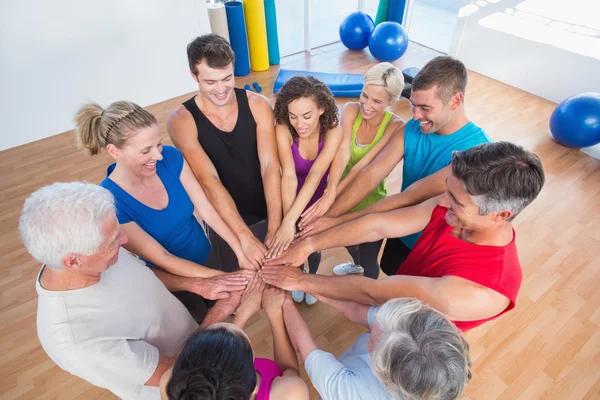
xmin=247 ymin=91 xmax=273 ymax=115
xmin=385 ymin=113 xmax=406 ymax=133
xmin=341 ymin=102 xmax=360 ymax=120
xmin=167 ymin=105 xmax=195 ymax=133
xmin=269 ymin=375 xmax=309 ymax=400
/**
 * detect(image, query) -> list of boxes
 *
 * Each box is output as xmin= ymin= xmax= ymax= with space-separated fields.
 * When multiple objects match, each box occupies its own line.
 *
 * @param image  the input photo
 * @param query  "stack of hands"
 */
xmin=203 ymin=273 xmax=291 ymax=328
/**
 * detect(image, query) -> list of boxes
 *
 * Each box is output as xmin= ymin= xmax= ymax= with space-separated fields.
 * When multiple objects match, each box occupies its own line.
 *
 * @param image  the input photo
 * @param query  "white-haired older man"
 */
xmin=282 ymin=296 xmax=471 ymax=400
xmin=20 ymin=182 xmax=248 ymax=399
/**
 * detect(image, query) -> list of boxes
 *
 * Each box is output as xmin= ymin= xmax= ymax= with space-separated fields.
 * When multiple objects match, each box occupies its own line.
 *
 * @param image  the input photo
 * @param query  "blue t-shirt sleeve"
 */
xmin=160 ymin=145 xmax=185 ymax=178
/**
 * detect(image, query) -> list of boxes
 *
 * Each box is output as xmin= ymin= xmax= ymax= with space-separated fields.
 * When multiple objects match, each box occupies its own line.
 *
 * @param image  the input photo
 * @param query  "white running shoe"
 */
xmin=305 ymin=293 xmax=318 ymax=305
xmin=332 ymin=261 xmax=364 ymax=276
xmin=292 ymin=290 xmax=305 ymax=303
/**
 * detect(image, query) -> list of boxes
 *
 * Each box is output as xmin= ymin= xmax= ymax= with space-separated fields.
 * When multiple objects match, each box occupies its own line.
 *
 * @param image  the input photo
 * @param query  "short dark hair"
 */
xmin=166 ymin=327 xmax=256 ymax=400
xmin=187 ymin=34 xmax=235 ymax=75
xmin=451 ymin=141 xmax=545 ymax=220
xmin=412 ymin=56 xmax=468 ymax=103
xmin=274 ymin=76 xmax=339 ymax=141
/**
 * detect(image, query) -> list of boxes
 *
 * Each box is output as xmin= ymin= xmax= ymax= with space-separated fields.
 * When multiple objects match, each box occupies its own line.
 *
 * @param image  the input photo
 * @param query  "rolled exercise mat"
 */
xmin=273 ymin=69 xmax=364 ymax=97
xmin=243 ymin=0 xmax=270 ymax=71
xmin=207 ymin=2 xmax=230 ymax=42
xmin=375 ymin=0 xmax=391 ymax=25
xmin=264 ymin=0 xmax=280 ymax=65
xmin=225 ymin=1 xmax=250 ymax=76
xmin=387 ymin=0 xmax=407 ymax=25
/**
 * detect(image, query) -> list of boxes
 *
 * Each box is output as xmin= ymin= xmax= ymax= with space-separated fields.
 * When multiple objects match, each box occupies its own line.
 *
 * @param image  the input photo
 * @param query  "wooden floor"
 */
xmin=1 ymin=41 xmax=600 ymax=400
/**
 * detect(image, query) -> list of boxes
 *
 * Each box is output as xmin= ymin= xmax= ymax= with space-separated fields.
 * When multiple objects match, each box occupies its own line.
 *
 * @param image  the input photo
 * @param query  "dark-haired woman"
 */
xmin=267 ymin=76 xmax=345 ymax=305
xmin=161 ymin=277 xmax=308 ymax=400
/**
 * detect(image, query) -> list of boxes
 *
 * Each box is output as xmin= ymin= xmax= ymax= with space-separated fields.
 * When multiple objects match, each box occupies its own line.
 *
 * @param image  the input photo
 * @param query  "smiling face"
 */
xmin=194 ymin=60 xmax=235 ymax=106
xmin=438 ymin=174 xmax=497 ymax=233
xmin=287 ymin=96 xmax=324 ymax=138
xmin=107 ymin=124 xmax=163 ymax=178
xmin=359 ymin=84 xmax=391 ymax=120
xmin=410 ymin=86 xmax=463 ymax=134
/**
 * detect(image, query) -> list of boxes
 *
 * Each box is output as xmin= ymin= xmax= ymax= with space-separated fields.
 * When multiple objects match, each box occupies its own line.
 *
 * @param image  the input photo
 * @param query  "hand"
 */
xmin=299 ymin=190 xmax=336 ymax=228
xmin=263 ymin=239 xmax=311 ymax=268
xmin=264 ymin=227 xmax=276 ymax=249
xmin=296 ymin=216 xmax=338 ymax=239
xmin=237 ymin=253 xmax=259 ymax=271
xmin=213 ymin=290 xmax=244 ymax=316
xmin=265 ymin=220 xmax=296 ymax=259
xmin=240 ymin=233 xmax=267 ymax=268
xmin=259 ymin=266 xmax=304 ymax=291
xmin=261 ymin=285 xmax=285 ymax=315
xmin=234 ymin=274 xmax=266 ymax=326
xmin=187 ymin=274 xmax=250 ymax=300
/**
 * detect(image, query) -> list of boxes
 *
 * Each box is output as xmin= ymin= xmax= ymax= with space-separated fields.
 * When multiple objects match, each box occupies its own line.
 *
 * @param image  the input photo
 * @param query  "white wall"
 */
xmin=0 ymin=0 xmax=210 ymax=151
xmin=449 ymin=0 xmax=600 ymax=103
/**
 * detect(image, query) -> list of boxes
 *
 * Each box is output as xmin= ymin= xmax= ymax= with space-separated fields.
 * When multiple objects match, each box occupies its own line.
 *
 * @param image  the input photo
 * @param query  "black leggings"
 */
xmin=307 ymin=251 xmax=322 ymax=274
xmin=345 ymin=239 xmax=384 ymax=279
xmin=380 ymin=238 xmax=412 ymax=276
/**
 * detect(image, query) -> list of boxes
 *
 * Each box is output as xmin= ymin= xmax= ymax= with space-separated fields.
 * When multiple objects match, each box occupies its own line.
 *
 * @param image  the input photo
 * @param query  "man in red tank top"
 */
xmin=262 ymin=142 xmax=545 ymax=331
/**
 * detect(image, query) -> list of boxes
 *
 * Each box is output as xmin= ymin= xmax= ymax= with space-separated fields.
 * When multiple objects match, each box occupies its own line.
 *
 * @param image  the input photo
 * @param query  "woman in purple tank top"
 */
xmin=161 ymin=276 xmax=308 ymax=400
xmin=266 ymin=76 xmax=345 ymax=305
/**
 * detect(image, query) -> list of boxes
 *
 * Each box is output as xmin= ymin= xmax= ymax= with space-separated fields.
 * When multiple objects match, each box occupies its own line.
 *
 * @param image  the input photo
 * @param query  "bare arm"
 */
xmin=286 ymin=197 xmax=440 ymax=262
xmin=276 ymin=125 xmax=298 ymax=216
xmin=326 ymin=127 xmax=406 ymax=217
xmin=299 ymin=165 xmax=452 ymax=238
xmin=263 ymin=288 xmax=300 ymax=373
xmin=267 ymin=125 xmax=343 ymax=258
xmin=298 ymin=104 xmax=354 ymax=226
xmin=146 ymin=354 xmax=176 ymax=386
xmin=249 ymin=93 xmax=283 ymax=245
xmin=286 ymin=126 xmax=342 ymax=225
xmin=151 ymin=267 xmax=249 ymax=300
xmin=121 ymin=222 xmax=222 ymax=278
xmin=167 ymin=107 xmax=266 ymax=266
xmin=179 ymin=160 xmax=256 ymax=270
xmin=336 ymin=117 xmax=405 ymax=196
xmin=314 ymin=296 xmax=371 ymax=328
xmin=265 ymin=269 xmax=510 ymax=323
xmin=282 ymin=295 xmax=319 ymax=362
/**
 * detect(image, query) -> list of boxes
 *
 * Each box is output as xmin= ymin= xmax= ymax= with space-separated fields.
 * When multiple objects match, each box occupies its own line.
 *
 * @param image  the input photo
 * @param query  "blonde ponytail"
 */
xmin=74 ymin=100 xmax=157 ymax=155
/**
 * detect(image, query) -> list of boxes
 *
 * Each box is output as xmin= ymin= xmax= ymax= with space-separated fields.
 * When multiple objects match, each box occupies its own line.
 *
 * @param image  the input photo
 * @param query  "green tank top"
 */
xmin=341 ymin=109 xmax=394 ymax=212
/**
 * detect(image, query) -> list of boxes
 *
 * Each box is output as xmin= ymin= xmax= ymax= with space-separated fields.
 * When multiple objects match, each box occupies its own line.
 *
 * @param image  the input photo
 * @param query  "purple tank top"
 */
xmin=291 ymin=138 xmax=329 ymax=210
xmin=254 ymin=358 xmax=282 ymax=400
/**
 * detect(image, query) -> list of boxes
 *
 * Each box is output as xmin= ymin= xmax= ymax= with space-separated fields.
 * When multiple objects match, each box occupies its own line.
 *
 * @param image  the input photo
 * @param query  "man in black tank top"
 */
xmin=167 ymin=35 xmax=282 ymax=272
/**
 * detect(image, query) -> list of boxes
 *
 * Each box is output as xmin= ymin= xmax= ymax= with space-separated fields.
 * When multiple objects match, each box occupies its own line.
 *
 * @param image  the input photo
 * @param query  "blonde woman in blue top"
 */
xmin=75 ymin=100 xmax=252 ymax=321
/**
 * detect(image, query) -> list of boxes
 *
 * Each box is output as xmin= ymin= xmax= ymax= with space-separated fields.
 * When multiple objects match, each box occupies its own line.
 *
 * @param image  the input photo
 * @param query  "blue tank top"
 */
xmin=400 ymin=119 xmax=491 ymax=248
xmin=100 ymin=146 xmax=211 ymax=266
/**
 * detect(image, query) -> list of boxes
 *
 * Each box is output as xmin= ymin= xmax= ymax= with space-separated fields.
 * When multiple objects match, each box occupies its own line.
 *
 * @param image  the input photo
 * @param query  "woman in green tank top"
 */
xmin=332 ymin=63 xmax=406 ymax=279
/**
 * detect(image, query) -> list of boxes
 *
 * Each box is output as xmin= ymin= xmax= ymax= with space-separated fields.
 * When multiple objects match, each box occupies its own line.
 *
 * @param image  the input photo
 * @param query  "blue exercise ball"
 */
xmin=550 ymin=92 xmax=600 ymax=148
xmin=339 ymin=11 xmax=375 ymax=50
xmin=368 ymin=22 xmax=408 ymax=62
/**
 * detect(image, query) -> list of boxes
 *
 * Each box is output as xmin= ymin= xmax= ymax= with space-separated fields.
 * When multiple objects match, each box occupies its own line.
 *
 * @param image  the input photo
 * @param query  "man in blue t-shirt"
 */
xmin=300 ymin=56 xmax=490 ymax=276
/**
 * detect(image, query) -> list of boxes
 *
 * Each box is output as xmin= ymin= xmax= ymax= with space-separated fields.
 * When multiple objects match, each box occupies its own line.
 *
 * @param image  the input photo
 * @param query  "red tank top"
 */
xmin=397 ymin=206 xmax=522 ymax=331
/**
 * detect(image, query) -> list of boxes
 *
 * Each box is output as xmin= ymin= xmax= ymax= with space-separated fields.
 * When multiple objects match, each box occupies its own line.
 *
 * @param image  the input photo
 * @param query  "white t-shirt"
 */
xmin=304 ymin=306 xmax=393 ymax=400
xmin=36 ymin=248 xmax=198 ymax=400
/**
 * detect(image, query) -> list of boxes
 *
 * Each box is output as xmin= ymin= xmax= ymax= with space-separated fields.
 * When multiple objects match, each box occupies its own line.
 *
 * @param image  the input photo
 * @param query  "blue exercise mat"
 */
xmin=273 ymin=69 xmax=364 ymax=97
